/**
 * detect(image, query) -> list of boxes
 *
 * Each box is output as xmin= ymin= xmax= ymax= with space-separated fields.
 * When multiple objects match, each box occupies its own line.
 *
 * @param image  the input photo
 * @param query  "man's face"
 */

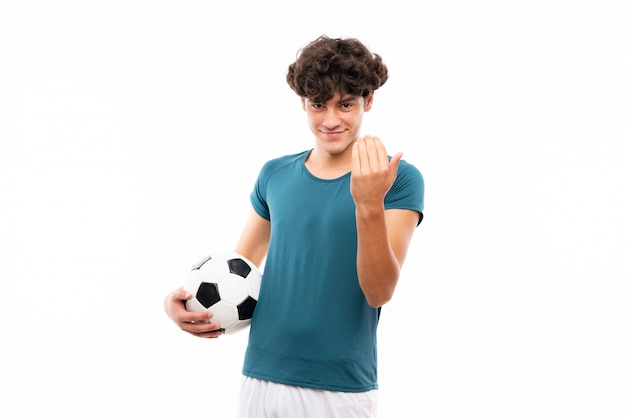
xmin=302 ymin=91 xmax=373 ymax=156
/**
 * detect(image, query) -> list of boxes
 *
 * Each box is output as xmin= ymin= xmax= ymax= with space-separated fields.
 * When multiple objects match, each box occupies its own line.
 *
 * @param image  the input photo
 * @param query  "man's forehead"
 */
xmin=337 ymin=94 xmax=360 ymax=102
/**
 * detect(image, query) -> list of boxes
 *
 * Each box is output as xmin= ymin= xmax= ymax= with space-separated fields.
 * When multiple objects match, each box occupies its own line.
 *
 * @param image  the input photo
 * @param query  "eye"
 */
xmin=311 ymin=103 xmax=325 ymax=110
xmin=340 ymin=102 xmax=355 ymax=110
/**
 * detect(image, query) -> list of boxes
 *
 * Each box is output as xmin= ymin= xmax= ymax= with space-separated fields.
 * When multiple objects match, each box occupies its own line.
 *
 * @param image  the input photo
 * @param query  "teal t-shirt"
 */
xmin=242 ymin=150 xmax=424 ymax=392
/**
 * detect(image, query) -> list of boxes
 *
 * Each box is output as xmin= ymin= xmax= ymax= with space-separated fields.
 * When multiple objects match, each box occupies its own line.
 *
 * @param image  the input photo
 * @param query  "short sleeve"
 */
xmin=250 ymin=163 xmax=271 ymax=221
xmin=384 ymin=160 xmax=425 ymax=224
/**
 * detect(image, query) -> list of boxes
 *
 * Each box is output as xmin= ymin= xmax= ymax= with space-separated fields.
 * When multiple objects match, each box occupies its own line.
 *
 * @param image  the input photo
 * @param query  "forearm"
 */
xmin=355 ymin=205 xmax=400 ymax=308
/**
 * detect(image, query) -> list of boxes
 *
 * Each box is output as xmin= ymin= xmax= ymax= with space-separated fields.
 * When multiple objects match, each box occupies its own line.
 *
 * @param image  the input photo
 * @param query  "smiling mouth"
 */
xmin=321 ymin=130 xmax=346 ymax=136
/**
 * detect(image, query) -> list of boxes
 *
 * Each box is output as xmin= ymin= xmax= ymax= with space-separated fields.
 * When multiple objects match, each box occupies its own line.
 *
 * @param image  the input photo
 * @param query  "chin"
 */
xmin=317 ymin=137 xmax=355 ymax=154
xmin=316 ymin=140 xmax=347 ymax=153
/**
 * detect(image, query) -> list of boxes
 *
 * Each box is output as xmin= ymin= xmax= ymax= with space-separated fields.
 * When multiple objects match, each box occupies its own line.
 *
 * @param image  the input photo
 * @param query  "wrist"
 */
xmin=355 ymin=203 xmax=385 ymax=221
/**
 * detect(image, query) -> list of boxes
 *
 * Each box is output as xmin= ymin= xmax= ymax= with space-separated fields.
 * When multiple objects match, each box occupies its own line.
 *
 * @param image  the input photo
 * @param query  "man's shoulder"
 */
xmin=260 ymin=150 xmax=310 ymax=174
xmin=397 ymin=158 xmax=423 ymax=179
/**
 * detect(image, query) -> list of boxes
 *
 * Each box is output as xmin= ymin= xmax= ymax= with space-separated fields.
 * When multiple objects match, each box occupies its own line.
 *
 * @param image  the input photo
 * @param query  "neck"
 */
xmin=305 ymin=147 xmax=353 ymax=180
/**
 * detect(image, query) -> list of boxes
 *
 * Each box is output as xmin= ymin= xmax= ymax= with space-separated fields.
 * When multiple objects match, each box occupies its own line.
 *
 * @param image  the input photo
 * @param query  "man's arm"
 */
xmin=234 ymin=208 xmax=271 ymax=269
xmin=355 ymin=207 xmax=420 ymax=308
xmin=163 ymin=207 xmax=270 ymax=338
xmin=351 ymin=136 xmax=420 ymax=308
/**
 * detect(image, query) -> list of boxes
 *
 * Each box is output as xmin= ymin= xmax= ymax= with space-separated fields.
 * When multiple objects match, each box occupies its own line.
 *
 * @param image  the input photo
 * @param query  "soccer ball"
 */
xmin=183 ymin=252 xmax=262 ymax=334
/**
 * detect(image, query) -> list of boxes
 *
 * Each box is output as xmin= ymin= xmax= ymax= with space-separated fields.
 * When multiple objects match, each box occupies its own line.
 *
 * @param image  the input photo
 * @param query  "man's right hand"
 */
xmin=164 ymin=287 xmax=224 ymax=338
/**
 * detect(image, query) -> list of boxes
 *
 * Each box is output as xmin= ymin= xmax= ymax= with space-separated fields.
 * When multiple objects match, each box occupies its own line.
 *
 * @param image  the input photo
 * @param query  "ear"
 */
xmin=301 ymin=97 xmax=306 ymax=111
xmin=364 ymin=94 xmax=374 ymax=112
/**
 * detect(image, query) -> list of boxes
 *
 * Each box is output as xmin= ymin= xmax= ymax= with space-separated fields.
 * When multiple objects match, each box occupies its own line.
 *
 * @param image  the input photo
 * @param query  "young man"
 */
xmin=164 ymin=35 xmax=424 ymax=417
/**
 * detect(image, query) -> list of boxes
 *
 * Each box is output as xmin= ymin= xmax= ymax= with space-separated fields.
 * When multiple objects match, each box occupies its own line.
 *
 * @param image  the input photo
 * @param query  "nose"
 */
xmin=323 ymin=108 xmax=341 ymax=130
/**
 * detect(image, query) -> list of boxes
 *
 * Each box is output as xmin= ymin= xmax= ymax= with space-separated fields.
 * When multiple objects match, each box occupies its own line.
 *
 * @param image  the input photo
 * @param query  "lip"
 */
xmin=321 ymin=130 xmax=346 ymax=138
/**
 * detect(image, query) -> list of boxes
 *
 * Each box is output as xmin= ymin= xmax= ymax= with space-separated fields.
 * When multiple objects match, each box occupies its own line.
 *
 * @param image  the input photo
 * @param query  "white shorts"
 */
xmin=238 ymin=376 xmax=378 ymax=418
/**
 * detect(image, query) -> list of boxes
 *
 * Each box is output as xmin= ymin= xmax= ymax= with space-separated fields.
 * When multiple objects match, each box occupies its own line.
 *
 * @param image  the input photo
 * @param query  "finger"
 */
xmin=372 ymin=137 xmax=389 ymax=169
xmin=360 ymin=136 xmax=387 ymax=172
xmin=187 ymin=309 xmax=213 ymax=323
xmin=352 ymin=140 xmax=361 ymax=174
xmin=390 ymin=152 xmax=403 ymax=170
xmin=173 ymin=287 xmax=193 ymax=301
xmin=358 ymin=136 xmax=372 ymax=172
xmin=184 ymin=310 xmax=214 ymax=327
xmin=185 ymin=321 xmax=224 ymax=337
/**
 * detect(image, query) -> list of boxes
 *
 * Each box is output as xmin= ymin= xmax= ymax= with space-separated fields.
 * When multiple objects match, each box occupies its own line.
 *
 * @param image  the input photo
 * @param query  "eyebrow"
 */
xmin=307 ymin=95 xmax=359 ymax=105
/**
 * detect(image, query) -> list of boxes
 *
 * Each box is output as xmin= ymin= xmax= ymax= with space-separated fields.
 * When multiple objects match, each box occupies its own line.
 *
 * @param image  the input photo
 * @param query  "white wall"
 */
xmin=1 ymin=1 xmax=624 ymax=417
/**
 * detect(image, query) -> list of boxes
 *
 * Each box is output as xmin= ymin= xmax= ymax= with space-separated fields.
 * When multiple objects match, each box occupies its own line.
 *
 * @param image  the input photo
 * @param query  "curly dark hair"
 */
xmin=286 ymin=35 xmax=388 ymax=104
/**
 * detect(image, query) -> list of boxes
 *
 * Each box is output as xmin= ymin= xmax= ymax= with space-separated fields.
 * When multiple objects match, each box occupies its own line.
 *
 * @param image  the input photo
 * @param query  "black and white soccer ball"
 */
xmin=183 ymin=252 xmax=262 ymax=334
